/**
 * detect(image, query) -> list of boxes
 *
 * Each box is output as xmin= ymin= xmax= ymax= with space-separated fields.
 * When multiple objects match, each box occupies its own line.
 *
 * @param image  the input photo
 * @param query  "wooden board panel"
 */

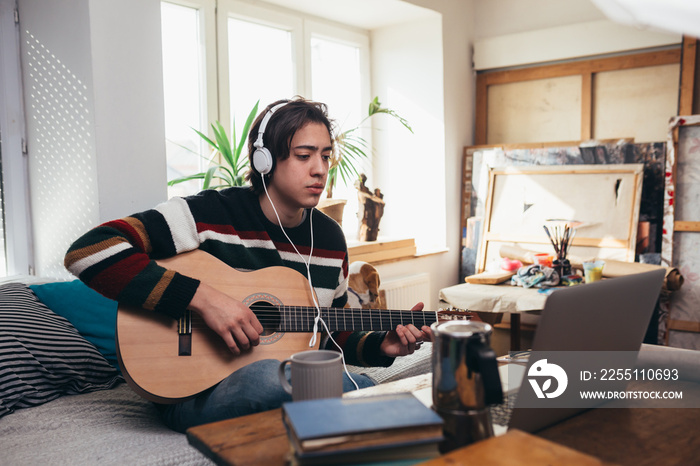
xmin=668 ymin=319 xmax=700 ymax=333
xmin=675 ymin=221 xmax=700 ymax=232
xmin=593 ymin=63 xmax=680 ymax=143
xmin=477 ymin=164 xmax=644 ymax=273
xmin=464 ymin=270 xmax=515 ymax=285
xmin=475 ymin=48 xmax=682 ymax=145
xmin=487 ymin=75 xmax=582 ymax=144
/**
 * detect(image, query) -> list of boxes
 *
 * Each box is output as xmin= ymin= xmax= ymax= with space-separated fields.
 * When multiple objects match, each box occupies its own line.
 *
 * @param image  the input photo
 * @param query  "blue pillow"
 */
xmin=30 ymin=280 xmax=119 ymax=370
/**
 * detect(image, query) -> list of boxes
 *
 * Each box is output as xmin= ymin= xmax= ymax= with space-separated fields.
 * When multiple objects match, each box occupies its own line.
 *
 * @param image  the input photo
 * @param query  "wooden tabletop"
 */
xmin=422 ymin=429 xmax=609 ymax=466
xmin=187 ymin=408 xmax=289 ymax=466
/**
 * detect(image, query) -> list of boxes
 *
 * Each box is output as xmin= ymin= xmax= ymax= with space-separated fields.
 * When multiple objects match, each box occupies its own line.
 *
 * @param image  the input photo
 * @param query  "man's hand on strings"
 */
xmin=189 ymin=283 xmax=264 ymax=355
xmin=380 ymin=302 xmax=433 ymax=357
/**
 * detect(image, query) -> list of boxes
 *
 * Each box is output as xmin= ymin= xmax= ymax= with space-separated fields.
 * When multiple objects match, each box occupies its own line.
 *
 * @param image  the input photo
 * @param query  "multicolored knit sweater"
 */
xmin=64 ymin=187 xmax=392 ymax=367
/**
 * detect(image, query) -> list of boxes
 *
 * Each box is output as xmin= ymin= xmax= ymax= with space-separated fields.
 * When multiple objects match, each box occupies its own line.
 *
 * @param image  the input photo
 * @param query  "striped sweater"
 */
xmin=65 ymin=187 xmax=392 ymax=367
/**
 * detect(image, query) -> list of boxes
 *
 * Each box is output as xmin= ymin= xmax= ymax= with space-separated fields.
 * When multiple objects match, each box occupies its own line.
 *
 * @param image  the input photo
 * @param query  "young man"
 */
xmin=64 ymin=97 xmax=430 ymax=432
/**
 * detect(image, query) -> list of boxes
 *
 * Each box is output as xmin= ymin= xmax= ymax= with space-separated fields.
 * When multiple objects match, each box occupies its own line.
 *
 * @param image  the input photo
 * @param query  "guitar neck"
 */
xmin=274 ymin=306 xmax=438 ymax=333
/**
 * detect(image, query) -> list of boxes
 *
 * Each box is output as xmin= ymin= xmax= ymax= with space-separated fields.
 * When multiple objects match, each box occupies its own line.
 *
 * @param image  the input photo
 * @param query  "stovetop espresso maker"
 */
xmin=431 ymin=320 xmax=503 ymax=452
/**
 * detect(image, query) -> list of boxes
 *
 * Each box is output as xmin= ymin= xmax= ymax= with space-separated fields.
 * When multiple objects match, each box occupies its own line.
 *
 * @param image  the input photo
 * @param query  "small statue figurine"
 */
xmin=355 ymin=174 xmax=385 ymax=241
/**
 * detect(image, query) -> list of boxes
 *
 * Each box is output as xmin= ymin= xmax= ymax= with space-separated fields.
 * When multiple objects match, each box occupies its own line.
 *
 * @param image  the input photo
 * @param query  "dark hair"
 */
xmin=246 ymin=96 xmax=335 ymax=194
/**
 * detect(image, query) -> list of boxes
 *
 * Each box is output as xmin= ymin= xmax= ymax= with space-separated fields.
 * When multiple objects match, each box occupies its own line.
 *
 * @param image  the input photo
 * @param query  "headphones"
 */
xmin=252 ymin=102 xmax=288 ymax=175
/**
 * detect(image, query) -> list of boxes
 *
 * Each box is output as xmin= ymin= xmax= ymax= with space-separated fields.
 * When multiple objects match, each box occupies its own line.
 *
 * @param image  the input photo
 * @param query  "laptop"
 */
xmin=492 ymin=268 xmax=666 ymax=435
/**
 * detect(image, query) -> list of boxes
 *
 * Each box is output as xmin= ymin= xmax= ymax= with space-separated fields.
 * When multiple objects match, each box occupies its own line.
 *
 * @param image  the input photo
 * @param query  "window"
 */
xmin=161 ymin=0 xmax=370 ymax=232
xmin=226 ymin=17 xmax=294 ymax=124
xmin=161 ymin=1 xmax=209 ymax=198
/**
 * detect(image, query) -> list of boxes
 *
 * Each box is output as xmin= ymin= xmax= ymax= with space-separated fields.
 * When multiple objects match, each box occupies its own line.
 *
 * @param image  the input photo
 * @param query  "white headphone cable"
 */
xmin=261 ymin=174 xmax=359 ymax=390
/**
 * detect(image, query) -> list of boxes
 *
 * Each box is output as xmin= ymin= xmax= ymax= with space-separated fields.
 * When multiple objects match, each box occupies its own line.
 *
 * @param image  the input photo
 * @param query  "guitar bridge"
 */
xmin=178 ymin=310 xmax=192 ymax=356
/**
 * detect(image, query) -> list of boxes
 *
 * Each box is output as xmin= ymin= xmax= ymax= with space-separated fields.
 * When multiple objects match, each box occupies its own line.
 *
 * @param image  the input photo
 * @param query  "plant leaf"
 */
xmin=235 ymin=100 xmax=260 ymax=162
xmin=327 ymin=96 xmax=412 ymax=195
xmin=193 ymin=128 xmax=218 ymax=151
xmin=212 ymin=121 xmax=234 ymax=170
xmin=167 ymin=173 xmax=207 ymax=186
xmin=202 ymin=165 xmax=218 ymax=190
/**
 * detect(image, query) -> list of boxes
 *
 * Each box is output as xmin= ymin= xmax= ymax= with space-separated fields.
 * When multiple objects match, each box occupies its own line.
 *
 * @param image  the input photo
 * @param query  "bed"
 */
xmin=0 ymin=278 xmax=431 ymax=465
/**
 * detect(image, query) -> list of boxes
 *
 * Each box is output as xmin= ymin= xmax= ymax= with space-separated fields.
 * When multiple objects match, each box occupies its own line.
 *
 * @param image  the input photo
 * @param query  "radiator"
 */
xmin=380 ymin=273 xmax=431 ymax=310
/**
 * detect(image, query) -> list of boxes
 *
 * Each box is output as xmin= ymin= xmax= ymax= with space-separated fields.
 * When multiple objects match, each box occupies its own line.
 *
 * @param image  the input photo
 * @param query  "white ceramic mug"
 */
xmin=278 ymin=350 xmax=343 ymax=401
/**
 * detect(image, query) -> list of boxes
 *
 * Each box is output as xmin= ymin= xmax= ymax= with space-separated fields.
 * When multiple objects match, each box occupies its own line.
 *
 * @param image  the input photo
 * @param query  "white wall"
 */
xmin=372 ymin=0 xmax=476 ymax=311
xmin=474 ymin=0 xmax=605 ymax=39
xmin=88 ymin=0 xmax=168 ymax=221
xmin=18 ymin=0 xmax=167 ymax=278
xmin=473 ymin=0 xmax=680 ymax=70
xmin=371 ymin=15 xmax=445 ymax=253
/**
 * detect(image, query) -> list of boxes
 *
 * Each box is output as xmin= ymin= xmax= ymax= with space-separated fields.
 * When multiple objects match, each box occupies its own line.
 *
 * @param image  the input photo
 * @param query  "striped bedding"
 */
xmin=0 ymin=282 xmax=121 ymax=417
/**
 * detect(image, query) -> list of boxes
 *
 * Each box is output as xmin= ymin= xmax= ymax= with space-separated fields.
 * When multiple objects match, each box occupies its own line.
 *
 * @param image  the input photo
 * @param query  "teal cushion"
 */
xmin=30 ymin=280 xmax=119 ymax=370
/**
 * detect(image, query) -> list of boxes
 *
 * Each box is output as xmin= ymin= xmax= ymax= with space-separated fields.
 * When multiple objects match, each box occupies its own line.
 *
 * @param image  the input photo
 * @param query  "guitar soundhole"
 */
xmin=251 ymin=301 xmax=281 ymax=335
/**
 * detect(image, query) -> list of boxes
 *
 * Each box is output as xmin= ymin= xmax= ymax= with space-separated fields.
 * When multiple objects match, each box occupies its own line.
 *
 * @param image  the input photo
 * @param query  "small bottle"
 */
xmin=562 ymin=259 xmax=571 ymax=276
xmin=552 ymin=259 xmax=563 ymax=278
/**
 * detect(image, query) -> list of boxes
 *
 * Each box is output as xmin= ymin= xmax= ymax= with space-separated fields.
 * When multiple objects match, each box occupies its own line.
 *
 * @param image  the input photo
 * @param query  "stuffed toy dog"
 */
xmin=347 ymin=261 xmax=382 ymax=309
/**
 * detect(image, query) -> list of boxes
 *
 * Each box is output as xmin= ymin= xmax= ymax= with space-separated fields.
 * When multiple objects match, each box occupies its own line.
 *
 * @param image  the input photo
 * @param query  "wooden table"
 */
xmin=439 ymin=282 xmax=548 ymax=351
xmin=186 ymin=412 xmax=607 ymax=466
xmin=422 ymin=429 xmax=608 ymax=466
xmin=187 ymin=374 xmax=700 ymax=466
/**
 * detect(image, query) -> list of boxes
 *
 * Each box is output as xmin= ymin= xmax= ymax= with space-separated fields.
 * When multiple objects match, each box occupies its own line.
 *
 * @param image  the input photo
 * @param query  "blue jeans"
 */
xmin=157 ymin=359 xmax=375 ymax=433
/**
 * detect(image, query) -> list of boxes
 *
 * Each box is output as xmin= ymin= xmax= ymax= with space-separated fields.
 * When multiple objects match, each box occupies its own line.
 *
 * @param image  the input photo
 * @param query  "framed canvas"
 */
xmin=476 ymin=164 xmax=644 ymax=273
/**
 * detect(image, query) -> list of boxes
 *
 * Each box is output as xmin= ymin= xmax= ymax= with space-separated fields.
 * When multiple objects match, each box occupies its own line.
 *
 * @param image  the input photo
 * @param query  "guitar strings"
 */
xmin=261 ymin=172 xmax=360 ymax=390
xmin=187 ymin=307 xmax=445 ymax=337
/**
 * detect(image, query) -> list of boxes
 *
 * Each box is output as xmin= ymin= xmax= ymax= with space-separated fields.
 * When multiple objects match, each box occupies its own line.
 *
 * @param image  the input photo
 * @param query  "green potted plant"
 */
xmin=318 ymin=97 xmax=413 ymax=224
xmin=167 ymin=101 xmax=259 ymax=190
xmin=327 ymin=97 xmax=412 ymax=198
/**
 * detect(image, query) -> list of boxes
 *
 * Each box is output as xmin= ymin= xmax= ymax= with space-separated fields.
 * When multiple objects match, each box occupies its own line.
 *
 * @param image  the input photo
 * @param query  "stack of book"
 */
xmin=281 ymin=392 xmax=444 ymax=465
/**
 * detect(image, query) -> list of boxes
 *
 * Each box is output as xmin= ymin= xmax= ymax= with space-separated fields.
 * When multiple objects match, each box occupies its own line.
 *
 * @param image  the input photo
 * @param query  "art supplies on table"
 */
xmin=544 ymin=220 xmax=577 ymax=277
xmin=282 ymin=393 xmax=443 ymax=465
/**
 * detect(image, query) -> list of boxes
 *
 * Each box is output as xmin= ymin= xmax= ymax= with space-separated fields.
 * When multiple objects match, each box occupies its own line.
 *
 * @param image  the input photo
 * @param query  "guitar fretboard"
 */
xmin=268 ymin=306 xmax=438 ymax=332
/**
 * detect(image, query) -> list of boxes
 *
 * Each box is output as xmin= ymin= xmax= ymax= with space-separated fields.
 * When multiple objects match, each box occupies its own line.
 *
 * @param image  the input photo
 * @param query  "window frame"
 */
xmin=162 ymin=0 xmax=218 ymax=197
xmin=162 ymin=0 xmax=218 ymax=143
xmin=0 ymin=0 xmax=33 ymax=276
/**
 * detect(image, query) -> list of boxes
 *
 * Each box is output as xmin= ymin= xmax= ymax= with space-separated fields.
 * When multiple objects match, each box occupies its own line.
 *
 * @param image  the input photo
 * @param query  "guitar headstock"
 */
xmin=436 ymin=307 xmax=481 ymax=322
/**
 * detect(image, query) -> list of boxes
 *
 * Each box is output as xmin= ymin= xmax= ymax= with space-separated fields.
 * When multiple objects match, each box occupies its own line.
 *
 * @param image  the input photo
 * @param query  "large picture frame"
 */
xmin=476 ymin=164 xmax=644 ymax=273
xmin=460 ymin=140 xmax=666 ymax=280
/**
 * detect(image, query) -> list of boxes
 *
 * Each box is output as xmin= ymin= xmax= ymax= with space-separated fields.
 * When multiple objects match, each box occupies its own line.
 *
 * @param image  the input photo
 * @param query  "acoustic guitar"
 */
xmin=116 ymin=250 xmax=470 ymax=404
